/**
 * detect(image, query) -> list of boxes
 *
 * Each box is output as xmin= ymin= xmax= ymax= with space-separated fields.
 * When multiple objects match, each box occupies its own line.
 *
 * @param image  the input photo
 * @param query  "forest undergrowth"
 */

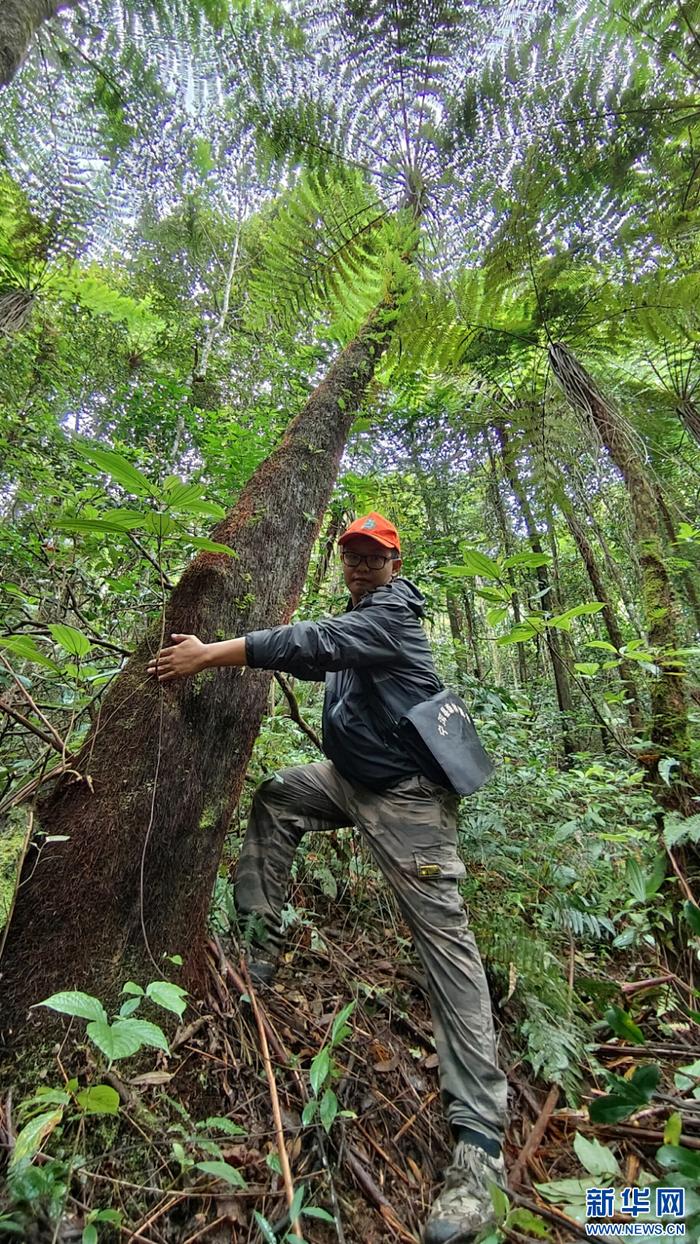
xmin=2 ymin=688 xmax=699 ymax=1244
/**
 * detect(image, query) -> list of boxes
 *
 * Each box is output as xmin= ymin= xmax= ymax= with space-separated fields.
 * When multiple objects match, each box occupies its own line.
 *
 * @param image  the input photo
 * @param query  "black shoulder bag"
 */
xmin=359 ymin=673 xmax=495 ymax=797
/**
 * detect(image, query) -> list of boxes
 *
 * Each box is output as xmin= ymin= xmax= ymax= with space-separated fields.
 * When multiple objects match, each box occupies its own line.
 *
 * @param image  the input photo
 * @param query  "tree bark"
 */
xmin=653 ymin=482 xmax=700 ymax=634
xmin=486 ymin=434 xmax=528 ymax=689
xmin=549 ymin=343 xmax=697 ymax=801
xmin=0 ymin=300 xmax=396 ymax=1038
xmin=561 ymin=500 xmax=643 ymax=732
xmin=493 ymin=420 xmax=576 ymax=753
xmin=0 ymin=0 xmax=72 ymax=88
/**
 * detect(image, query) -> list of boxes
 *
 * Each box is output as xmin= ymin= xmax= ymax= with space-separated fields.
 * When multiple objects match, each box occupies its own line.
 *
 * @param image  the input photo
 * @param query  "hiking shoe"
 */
xmin=423 ymin=1141 xmax=506 ymax=1243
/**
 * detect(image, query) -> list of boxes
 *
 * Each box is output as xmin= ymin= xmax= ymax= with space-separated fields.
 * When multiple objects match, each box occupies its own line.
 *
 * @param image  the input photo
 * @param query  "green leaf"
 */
xmin=0 ymin=635 xmax=60 ymax=670
xmin=47 ymin=624 xmax=92 ymax=659
xmin=460 ymin=549 xmax=502 ymax=579
xmin=302 ymin=1206 xmax=336 ymax=1221
xmin=10 ymin=1108 xmax=64 ymax=1168
xmin=331 ymin=1001 xmax=355 ymax=1047
xmin=573 ymin=662 xmax=600 ymax=677
xmin=289 ymin=1184 xmax=305 ymax=1222
xmin=195 ymin=1160 xmax=246 ymax=1187
xmin=253 ymin=1212 xmax=278 ymax=1244
xmin=682 ymin=901 xmax=700 ymax=936
xmin=56 ymin=516 xmax=141 ymax=535
xmin=665 ymin=814 xmax=700 ymax=850
xmin=82 ymin=1227 xmax=98 ymax=1244
xmin=319 ymin=1089 xmax=338 ymax=1133
xmin=122 ymin=981 xmax=144 ymax=996
xmin=656 ymin=1145 xmax=700 ymax=1179
xmin=142 ymin=512 xmax=173 ymax=539
xmin=145 ymin=980 xmax=188 ymax=1018
xmin=585 ymin=640 xmax=617 ymax=653
xmin=489 ymin=1181 xmax=509 ymax=1222
xmin=118 ymin=997 xmax=141 ymax=1018
xmin=625 ymin=858 xmax=648 ymax=904
xmin=659 ymin=757 xmax=680 ymax=785
xmin=86 ymin=1020 xmax=144 ymax=1061
xmin=302 ymin=1098 xmax=318 ymax=1125
xmin=309 ymin=1047 xmax=331 ymax=1096
xmin=187 ymin=536 xmax=236 ymax=555
xmin=604 ymin=1005 xmax=645 ymax=1045
xmin=77 ymin=443 xmax=154 ymax=498
xmin=486 ymin=605 xmax=510 ymax=627
xmin=114 ymin=1018 xmax=169 ymax=1053
xmin=506 ymin=1207 xmax=550 ymax=1237
xmin=573 ymin=1132 xmax=621 ymax=1178
xmin=37 ymin=992 xmax=107 ymax=1023
xmin=162 ymin=482 xmax=207 ymax=510
xmin=75 ymin=1085 xmax=120 ymax=1115
xmin=664 ymin=1112 xmax=683 ymax=1146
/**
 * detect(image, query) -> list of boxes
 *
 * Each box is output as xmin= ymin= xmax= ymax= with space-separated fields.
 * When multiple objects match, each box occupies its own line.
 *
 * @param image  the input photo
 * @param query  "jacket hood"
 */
xmin=352 ymin=576 xmax=426 ymax=618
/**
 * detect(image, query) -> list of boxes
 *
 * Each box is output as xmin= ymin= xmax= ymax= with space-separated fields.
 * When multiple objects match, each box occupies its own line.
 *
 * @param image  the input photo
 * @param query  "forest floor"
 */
xmin=9 ymin=866 xmax=696 ymax=1244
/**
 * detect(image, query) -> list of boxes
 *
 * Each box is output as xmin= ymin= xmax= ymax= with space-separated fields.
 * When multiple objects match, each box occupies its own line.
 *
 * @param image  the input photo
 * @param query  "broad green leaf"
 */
xmin=656 ymin=1145 xmax=700 ymax=1178
xmin=658 ymin=757 xmax=680 ymax=785
xmin=489 ymin=1181 xmax=509 ymax=1222
xmin=604 ymin=1005 xmax=645 ymax=1044
xmin=195 ymin=1160 xmax=246 ymax=1187
xmin=644 ymin=853 xmax=666 ymax=898
xmin=10 ymin=1108 xmax=64 ymax=1168
xmin=585 ymin=640 xmax=617 ymax=653
xmin=146 ymin=980 xmax=187 ymax=1018
xmin=56 ymin=517 xmax=141 ymax=535
xmin=0 ymin=635 xmax=59 ymax=670
xmin=573 ymin=1132 xmax=621 ymax=1178
xmin=682 ymin=901 xmax=700 ymax=935
xmin=302 ymin=1206 xmax=336 ymax=1221
xmin=475 ymin=586 xmax=511 ymax=602
xmin=310 ymin=1047 xmax=331 ymax=1096
xmin=162 ymin=481 xmax=207 ymax=509
xmin=37 ymin=992 xmax=107 ymax=1023
xmin=48 ymin=624 xmax=92 ymax=659
xmin=574 ymin=662 xmax=600 ymax=677
xmin=122 ymin=981 xmax=144 ymax=996
xmin=86 ymin=1020 xmax=144 ymax=1061
xmin=664 ymin=1112 xmax=682 ymax=1146
xmin=142 ymin=512 xmax=173 ymax=539
xmin=75 ymin=1085 xmax=120 ymax=1115
xmin=82 ymin=1227 xmax=98 ymax=1244
xmin=460 ymin=549 xmax=501 ymax=579
xmin=289 ymin=1184 xmax=305 ymax=1222
xmin=112 ymin=1018 xmax=169 ymax=1053
xmin=187 ymin=536 xmax=237 ymax=555
xmin=625 ymin=858 xmax=648 ymax=903
xmin=77 ymin=443 xmax=154 ymax=497
xmin=486 ymin=605 xmax=509 ymax=627
xmin=506 ymin=1207 xmax=550 ymax=1237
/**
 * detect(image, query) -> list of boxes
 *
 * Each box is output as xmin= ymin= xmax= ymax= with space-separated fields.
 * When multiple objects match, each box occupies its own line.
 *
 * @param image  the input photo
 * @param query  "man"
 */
xmin=148 ymin=511 xmax=508 ymax=1243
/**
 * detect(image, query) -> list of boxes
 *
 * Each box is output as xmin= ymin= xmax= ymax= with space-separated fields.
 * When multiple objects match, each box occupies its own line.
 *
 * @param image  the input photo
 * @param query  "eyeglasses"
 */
xmin=340 ymin=549 xmax=395 ymax=570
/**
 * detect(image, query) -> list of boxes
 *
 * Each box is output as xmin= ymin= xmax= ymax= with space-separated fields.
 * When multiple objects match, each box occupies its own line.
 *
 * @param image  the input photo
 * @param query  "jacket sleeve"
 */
xmin=245 ymin=602 xmax=407 ymax=680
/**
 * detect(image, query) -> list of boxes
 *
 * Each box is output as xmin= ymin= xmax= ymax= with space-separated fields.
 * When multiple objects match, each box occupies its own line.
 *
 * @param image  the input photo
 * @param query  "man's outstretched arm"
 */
xmin=147 ymin=634 xmax=247 ymax=683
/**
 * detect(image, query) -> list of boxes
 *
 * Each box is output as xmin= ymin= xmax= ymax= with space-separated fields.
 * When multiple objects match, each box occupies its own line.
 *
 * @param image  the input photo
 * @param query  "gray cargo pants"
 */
xmin=234 ymin=759 xmax=508 ymax=1146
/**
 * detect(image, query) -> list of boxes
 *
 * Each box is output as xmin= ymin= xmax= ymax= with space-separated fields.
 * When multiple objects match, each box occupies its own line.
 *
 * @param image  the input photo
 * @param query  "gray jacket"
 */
xmin=244 ymin=578 xmax=443 ymax=790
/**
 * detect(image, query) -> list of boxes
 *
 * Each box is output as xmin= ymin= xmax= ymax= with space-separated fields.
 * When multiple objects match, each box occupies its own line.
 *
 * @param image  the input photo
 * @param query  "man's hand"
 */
xmin=148 ymin=634 xmax=209 ymax=682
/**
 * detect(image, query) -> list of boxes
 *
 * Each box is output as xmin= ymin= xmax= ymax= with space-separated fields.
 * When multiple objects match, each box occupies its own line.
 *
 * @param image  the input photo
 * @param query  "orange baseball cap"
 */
xmin=338 ymin=511 xmax=401 ymax=553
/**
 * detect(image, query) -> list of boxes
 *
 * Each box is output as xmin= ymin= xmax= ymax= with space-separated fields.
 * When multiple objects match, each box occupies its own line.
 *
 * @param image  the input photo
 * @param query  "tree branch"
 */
xmin=274 ymin=672 xmax=322 ymax=750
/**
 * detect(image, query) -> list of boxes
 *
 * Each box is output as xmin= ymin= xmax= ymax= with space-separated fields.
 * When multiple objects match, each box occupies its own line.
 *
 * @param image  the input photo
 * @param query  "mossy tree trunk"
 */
xmin=493 ymin=420 xmax=576 ymax=753
xmin=549 ymin=342 xmax=699 ymax=807
xmin=560 ymin=489 xmax=643 ymax=732
xmin=0 ymin=0 xmax=72 ymax=88
xmin=0 ymin=301 xmax=397 ymax=1040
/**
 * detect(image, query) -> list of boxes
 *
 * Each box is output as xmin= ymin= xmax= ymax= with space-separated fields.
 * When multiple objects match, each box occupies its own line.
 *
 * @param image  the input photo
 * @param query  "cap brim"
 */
xmin=338 ymin=531 xmax=398 ymax=550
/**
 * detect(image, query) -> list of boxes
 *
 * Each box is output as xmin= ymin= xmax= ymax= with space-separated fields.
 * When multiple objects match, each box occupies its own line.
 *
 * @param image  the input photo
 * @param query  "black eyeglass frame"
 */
xmin=339 ymin=549 xmax=397 ymax=570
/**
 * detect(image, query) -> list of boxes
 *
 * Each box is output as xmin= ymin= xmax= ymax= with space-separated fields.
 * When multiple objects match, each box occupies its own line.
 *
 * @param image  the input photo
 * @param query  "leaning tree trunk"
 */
xmin=561 ymin=499 xmax=643 ymax=732
xmin=493 ymin=420 xmax=576 ymax=754
xmin=0 ymin=0 xmax=72 ymax=87
xmin=549 ymin=342 xmax=698 ymax=806
xmin=0 ymin=300 xmax=396 ymax=1039
xmin=653 ymin=482 xmax=700 ymax=634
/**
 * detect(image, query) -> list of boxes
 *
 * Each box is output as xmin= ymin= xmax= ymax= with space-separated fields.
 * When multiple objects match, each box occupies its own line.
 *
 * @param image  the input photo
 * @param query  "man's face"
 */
xmin=341 ymin=536 xmax=402 ymax=603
